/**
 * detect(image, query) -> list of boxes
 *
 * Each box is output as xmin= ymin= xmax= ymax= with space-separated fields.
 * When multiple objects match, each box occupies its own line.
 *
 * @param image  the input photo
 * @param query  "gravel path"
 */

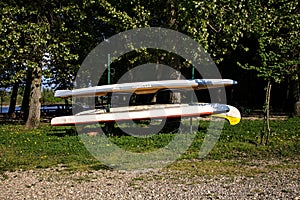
xmin=1 ymin=161 xmax=299 ymax=200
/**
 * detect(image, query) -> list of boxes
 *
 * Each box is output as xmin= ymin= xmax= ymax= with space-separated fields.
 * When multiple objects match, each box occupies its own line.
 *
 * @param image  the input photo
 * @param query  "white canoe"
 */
xmin=55 ymin=79 xmax=237 ymax=98
xmin=51 ymin=103 xmax=241 ymax=126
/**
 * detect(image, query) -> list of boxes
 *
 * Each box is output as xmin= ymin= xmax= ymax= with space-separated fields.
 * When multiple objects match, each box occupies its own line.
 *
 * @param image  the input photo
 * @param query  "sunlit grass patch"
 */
xmin=0 ymin=117 xmax=299 ymax=172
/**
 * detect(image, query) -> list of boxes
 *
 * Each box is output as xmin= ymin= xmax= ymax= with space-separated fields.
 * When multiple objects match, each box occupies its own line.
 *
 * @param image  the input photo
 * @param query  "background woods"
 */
xmin=0 ymin=0 xmax=299 ymax=131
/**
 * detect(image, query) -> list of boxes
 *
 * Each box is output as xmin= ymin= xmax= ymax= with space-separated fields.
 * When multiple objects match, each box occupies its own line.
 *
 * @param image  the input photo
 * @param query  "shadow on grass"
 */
xmin=47 ymin=127 xmax=78 ymax=137
xmin=0 ymin=119 xmax=24 ymax=125
xmin=89 ymin=164 xmax=113 ymax=171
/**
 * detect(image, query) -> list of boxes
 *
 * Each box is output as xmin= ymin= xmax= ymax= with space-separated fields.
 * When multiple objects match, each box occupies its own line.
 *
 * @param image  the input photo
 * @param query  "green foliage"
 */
xmin=1 ymin=0 xmax=299 ymax=129
xmin=0 ymin=3 xmax=50 ymax=81
xmin=1 ymin=0 xmax=298 ymax=87
xmin=236 ymin=0 xmax=299 ymax=83
xmin=41 ymin=88 xmax=63 ymax=104
xmin=229 ymin=0 xmax=300 ymax=145
xmin=0 ymin=1 xmax=81 ymax=90
xmin=0 ymin=90 xmax=10 ymax=104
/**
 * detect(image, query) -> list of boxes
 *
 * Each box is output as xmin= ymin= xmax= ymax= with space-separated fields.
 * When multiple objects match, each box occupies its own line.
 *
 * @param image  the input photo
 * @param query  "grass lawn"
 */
xmin=0 ymin=117 xmax=299 ymax=173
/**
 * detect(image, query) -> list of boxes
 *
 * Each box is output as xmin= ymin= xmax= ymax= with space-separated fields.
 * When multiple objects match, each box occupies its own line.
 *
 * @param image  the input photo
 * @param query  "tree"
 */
xmin=2 ymin=0 xmax=297 ymax=132
xmin=17 ymin=2 xmax=51 ymax=129
xmin=237 ymin=0 xmax=299 ymax=145
xmin=166 ymin=0 xmax=299 ymax=143
xmin=0 ymin=6 xmax=26 ymax=116
xmin=0 ymin=1 xmax=82 ymax=128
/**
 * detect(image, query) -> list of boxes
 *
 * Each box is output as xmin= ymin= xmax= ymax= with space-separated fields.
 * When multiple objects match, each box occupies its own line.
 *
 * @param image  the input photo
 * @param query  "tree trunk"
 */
xmin=294 ymin=64 xmax=300 ymax=116
xmin=64 ymin=98 xmax=71 ymax=115
xmin=21 ymin=69 xmax=33 ymax=121
xmin=261 ymin=80 xmax=272 ymax=145
xmin=0 ymin=92 xmax=3 ymax=114
xmin=8 ymin=83 xmax=19 ymax=117
xmin=25 ymin=65 xmax=42 ymax=129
